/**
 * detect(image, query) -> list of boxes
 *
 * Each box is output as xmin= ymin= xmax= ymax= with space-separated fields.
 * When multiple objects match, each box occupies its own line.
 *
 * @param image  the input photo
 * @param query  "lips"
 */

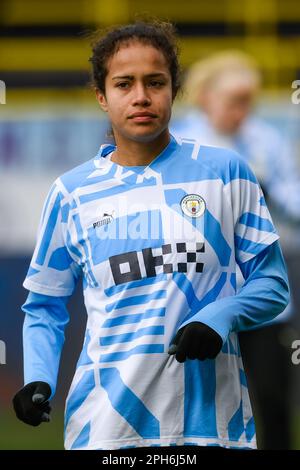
xmin=128 ymin=112 xmax=157 ymax=120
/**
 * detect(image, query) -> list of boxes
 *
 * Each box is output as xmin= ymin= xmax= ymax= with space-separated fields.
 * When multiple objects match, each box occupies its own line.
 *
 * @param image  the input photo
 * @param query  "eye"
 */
xmin=148 ymin=80 xmax=164 ymax=88
xmin=116 ymin=82 xmax=130 ymax=89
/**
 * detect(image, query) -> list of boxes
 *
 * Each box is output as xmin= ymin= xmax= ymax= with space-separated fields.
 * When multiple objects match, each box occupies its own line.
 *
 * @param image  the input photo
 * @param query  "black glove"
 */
xmin=168 ymin=321 xmax=223 ymax=363
xmin=12 ymin=381 xmax=52 ymax=427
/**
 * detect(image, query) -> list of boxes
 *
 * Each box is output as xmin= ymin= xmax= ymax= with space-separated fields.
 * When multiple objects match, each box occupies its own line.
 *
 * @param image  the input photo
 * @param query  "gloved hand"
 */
xmin=12 ymin=381 xmax=52 ymax=426
xmin=168 ymin=321 xmax=223 ymax=363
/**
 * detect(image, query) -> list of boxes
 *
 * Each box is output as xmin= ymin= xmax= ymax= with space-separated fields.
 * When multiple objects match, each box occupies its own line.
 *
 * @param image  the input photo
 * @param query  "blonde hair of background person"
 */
xmin=183 ymin=50 xmax=261 ymax=109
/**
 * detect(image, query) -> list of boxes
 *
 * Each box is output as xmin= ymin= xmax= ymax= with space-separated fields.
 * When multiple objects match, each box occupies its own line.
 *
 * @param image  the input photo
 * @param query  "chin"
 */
xmin=128 ymin=128 xmax=166 ymax=143
xmin=221 ymin=125 xmax=240 ymax=135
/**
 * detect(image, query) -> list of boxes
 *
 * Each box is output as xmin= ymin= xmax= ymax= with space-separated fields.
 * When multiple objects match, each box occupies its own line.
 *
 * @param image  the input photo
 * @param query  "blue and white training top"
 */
xmin=23 ymin=134 xmax=284 ymax=450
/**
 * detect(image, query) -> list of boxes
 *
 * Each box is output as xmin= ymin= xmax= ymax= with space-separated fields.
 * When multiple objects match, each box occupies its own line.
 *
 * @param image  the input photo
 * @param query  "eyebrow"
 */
xmin=112 ymin=73 xmax=167 ymax=80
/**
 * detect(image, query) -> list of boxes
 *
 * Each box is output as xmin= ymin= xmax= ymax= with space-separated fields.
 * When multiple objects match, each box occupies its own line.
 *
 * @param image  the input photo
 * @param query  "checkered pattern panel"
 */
xmin=148 ymin=242 xmax=205 ymax=275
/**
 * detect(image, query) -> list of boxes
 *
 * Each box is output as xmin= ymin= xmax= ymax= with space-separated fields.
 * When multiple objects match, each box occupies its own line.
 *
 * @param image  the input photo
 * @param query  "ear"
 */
xmin=96 ymin=89 xmax=108 ymax=112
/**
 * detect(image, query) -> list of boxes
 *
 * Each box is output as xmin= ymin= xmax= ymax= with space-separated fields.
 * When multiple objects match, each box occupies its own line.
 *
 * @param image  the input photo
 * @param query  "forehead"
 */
xmin=106 ymin=41 xmax=169 ymax=77
xmin=214 ymin=72 xmax=257 ymax=96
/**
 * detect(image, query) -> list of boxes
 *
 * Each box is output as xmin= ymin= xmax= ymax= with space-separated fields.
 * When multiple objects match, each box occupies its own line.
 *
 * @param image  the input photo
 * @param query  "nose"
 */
xmin=132 ymin=83 xmax=151 ymax=106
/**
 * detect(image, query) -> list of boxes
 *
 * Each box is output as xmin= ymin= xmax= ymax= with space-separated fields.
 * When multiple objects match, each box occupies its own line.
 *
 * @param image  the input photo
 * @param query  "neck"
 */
xmin=111 ymin=130 xmax=171 ymax=166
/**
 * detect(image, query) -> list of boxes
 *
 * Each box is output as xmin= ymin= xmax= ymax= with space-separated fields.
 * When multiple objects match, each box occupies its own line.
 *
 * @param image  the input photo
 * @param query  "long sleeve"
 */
xmin=178 ymin=240 xmax=290 ymax=344
xmin=21 ymin=178 xmax=81 ymax=399
xmin=22 ymin=291 xmax=71 ymax=399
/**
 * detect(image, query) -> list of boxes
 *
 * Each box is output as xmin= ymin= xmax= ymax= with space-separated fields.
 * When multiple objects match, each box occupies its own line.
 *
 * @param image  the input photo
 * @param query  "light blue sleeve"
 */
xmin=22 ymin=291 xmax=71 ymax=399
xmin=178 ymin=240 xmax=290 ymax=344
xmin=23 ymin=180 xmax=81 ymax=297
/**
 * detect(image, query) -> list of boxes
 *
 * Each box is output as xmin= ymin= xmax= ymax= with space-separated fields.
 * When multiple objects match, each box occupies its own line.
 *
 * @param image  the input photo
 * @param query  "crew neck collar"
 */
xmin=96 ymin=134 xmax=179 ymax=176
xmin=106 ymin=151 xmax=147 ymax=169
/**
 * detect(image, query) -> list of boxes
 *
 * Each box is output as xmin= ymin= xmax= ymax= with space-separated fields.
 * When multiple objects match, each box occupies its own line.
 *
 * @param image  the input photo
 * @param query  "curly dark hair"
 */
xmin=89 ymin=20 xmax=181 ymax=99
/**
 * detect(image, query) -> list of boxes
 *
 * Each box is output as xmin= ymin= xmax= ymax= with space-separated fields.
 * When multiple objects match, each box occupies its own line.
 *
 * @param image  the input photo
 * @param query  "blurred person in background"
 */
xmin=171 ymin=51 xmax=300 ymax=449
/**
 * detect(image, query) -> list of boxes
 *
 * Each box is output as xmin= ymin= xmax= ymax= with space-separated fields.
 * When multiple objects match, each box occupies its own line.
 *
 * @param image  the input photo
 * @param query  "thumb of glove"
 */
xmin=167 ymin=326 xmax=185 ymax=355
xmin=32 ymin=382 xmax=51 ymax=405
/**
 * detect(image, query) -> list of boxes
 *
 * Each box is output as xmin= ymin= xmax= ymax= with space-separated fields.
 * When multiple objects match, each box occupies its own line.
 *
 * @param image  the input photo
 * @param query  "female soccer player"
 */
xmin=13 ymin=21 xmax=289 ymax=450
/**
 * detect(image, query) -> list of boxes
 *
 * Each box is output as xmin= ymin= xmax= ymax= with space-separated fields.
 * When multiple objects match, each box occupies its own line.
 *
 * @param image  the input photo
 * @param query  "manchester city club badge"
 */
xmin=180 ymin=194 xmax=206 ymax=218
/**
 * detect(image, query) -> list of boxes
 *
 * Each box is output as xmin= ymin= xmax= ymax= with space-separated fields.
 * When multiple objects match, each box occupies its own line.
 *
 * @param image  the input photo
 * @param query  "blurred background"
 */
xmin=0 ymin=0 xmax=299 ymax=449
